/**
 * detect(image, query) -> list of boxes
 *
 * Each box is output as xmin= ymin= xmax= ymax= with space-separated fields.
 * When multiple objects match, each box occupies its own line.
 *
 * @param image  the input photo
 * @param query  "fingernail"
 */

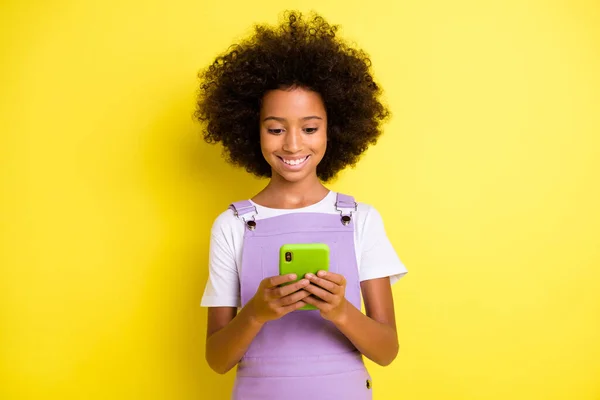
xmin=305 ymin=273 xmax=314 ymax=279
xmin=289 ymin=274 xmax=297 ymax=280
xmin=317 ymin=270 xmax=326 ymax=277
xmin=300 ymin=279 xmax=309 ymax=285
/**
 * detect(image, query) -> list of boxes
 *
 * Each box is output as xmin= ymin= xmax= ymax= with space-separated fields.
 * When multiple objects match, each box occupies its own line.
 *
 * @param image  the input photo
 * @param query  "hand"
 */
xmin=303 ymin=271 xmax=349 ymax=324
xmin=246 ymin=274 xmax=311 ymax=325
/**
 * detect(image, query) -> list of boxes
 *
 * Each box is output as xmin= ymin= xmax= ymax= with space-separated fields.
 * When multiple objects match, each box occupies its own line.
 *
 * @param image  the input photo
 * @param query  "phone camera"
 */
xmin=285 ymin=252 xmax=292 ymax=262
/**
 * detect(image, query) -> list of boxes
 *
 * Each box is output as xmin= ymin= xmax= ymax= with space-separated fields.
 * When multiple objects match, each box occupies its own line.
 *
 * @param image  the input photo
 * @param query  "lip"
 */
xmin=277 ymin=155 xmax=311 ymax=171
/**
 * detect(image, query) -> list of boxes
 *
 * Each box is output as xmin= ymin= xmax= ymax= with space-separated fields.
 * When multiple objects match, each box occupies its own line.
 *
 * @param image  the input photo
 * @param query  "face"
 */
xmin=259 ymin=87 xmax=327 ymax=183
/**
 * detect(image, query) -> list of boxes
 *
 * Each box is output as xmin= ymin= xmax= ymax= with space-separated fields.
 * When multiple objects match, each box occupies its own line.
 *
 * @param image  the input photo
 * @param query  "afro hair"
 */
xmin=195 ymin=10 xmax=390 ymax=182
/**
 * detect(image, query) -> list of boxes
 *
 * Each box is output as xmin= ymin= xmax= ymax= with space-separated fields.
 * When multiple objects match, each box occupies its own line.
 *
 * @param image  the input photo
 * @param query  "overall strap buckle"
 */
xmin=335 ymin=193 xmax=357 ymax=226
xmin=229 ymin=201 xmax=258 ymax=231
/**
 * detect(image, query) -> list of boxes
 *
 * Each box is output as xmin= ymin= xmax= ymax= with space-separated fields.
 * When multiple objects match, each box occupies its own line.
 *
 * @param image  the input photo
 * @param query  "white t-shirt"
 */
xmin=200 ymin=191 xmax=408 ymax=307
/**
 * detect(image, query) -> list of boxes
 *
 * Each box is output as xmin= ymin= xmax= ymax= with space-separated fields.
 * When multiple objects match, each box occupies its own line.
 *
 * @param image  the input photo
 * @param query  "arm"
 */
xmin=332 ymin=205 xmax=405 ymax=365
xmin=303 ymin=273 xmax=399 ymax=366
xmin=205 ymin=306 xmax=263 ymax=374
xmin=202 ymin=223 xmax=266 ymax=374
xmin=335 ymin=278 xmax=398 ymax=366
xmin=205 ymin=275 xmax=311 ymax=374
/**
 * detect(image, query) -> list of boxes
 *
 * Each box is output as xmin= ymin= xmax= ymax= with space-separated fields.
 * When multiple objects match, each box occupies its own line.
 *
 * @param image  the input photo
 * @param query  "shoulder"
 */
xmin=349 ymin=198 xmax=382 ymax=230
xmin=210 ymin=207 xmax=244 ymax=238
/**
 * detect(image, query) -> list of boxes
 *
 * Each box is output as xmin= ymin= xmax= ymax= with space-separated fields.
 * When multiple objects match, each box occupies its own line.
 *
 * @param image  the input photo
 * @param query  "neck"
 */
xmin=253 ymin=172 xmax=329 ymax=209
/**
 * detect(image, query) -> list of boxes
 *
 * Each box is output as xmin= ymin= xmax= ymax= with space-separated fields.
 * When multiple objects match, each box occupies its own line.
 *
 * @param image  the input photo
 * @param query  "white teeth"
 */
xmin=282 ymin=156 xmax=307 ymax=166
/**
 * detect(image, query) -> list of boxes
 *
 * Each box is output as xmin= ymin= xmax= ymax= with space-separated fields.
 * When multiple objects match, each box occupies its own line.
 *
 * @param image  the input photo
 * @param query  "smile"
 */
xmin=278 ymin=155 xmax=310 ymax=168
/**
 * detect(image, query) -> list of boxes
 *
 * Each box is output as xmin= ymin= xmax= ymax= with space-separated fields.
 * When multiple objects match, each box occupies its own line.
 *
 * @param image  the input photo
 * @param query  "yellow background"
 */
xmin=1 ymin=0 xmax=599 ymax=399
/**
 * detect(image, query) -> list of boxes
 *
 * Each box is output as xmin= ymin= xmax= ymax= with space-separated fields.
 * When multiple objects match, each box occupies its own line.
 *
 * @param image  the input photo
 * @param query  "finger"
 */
xmin=263 ymin=274 xmax=297 ymax=288
xmin=315 ymin=271 xmax=345 ymax=286
xmin=277 ymin=289 xmax=311 ymax=306
xmin=269 ymin=279 xmax=309 ymax=299
xmin=303 ymin=283 xmax=335 ymax=303
xmin=305 ymin=274 xmax=340 ymax=294
xmin=302 ymin=295 xmax=328 ymax=309
xmin=280 ymin=300 xmax=307 ymax=314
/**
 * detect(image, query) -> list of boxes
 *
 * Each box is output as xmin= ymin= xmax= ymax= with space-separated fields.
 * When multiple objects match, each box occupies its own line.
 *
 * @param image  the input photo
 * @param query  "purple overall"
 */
xmin=228 ymin=193 xmax=372 ymax=400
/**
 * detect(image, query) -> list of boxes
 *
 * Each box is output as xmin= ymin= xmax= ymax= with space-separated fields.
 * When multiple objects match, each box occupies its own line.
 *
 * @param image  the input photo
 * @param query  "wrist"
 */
xmin=331 ymin=298 xmax=352 ymax=328
xmin=240 ymin=299 xmax=266 ymax=328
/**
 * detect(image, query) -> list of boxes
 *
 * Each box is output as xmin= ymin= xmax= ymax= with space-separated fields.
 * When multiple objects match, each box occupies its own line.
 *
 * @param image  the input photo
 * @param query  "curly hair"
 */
xmin=194 ymin=11 xmax=390 ymax=182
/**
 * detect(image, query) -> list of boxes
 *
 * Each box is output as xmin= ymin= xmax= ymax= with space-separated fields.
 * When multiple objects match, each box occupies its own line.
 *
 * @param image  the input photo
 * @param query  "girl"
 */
xmin=196 ymin=11 xmax=408 ymax=400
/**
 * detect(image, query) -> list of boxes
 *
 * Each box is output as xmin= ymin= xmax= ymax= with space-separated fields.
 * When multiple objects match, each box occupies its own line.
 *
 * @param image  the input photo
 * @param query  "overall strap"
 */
xmin=229 ymin=200 xmax=258 ymax=230
xmin=335 ymin=193 xmax=356 ymax=210
xmin=229 ymin=200 xmax=256 ymax=217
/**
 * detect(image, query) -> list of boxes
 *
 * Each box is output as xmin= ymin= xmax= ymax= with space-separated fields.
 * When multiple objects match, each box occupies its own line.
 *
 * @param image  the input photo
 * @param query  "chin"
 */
xmin=273 ymin=170 xmax=312 ymax=183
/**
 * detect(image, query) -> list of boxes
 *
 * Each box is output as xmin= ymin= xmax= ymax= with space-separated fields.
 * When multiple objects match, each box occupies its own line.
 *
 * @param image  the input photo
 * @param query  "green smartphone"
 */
xmin=279 ymin=243 xmax=330 ymax=311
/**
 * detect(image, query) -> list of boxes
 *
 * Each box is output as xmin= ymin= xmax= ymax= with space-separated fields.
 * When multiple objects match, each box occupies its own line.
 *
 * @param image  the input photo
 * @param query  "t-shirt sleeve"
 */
xmin=200 ymin=214 xmax=241 ymax=307
xmin=358 ymin=206 xmax=408 ymax=284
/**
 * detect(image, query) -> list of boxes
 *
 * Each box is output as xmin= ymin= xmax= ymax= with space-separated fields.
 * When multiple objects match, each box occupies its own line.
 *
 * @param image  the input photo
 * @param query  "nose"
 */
xmin=282 ymin=128 xmax=303 ymax=153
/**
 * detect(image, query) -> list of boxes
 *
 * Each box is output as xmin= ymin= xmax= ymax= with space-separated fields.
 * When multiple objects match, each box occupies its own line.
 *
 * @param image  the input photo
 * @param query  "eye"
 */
xmin=304 ymin=127 xmax=318 ymax=134
xmin=267 ymin=128 xmax=284 ymax=135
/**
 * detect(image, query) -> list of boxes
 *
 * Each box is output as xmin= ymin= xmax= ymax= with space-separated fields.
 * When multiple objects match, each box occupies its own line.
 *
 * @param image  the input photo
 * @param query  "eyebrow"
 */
xmin=262 ymin=116 xmax=323 ymax=122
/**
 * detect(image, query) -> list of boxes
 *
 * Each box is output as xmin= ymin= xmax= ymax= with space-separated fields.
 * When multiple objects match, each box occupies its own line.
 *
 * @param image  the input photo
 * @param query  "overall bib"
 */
xmin=229 ymin=193 xmax=372 ymax=400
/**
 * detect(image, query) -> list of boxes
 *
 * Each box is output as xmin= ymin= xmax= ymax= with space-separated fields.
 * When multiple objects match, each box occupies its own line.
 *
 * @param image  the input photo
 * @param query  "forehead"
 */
xmin=260 ymin=88 xmax=326 ymax=118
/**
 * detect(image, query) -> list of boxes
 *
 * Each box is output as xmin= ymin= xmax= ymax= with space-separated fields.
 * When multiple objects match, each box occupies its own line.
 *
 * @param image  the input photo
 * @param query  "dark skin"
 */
xmin=206 ymin=87 xmax=398 ymax=374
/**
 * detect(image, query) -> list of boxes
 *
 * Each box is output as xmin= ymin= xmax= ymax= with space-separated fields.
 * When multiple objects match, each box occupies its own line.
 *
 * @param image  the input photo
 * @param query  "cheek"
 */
xmin=259 ymin=132 xmax=273 ymax=152
xmin=320 ymin=139 xmax=327 ymax=156
xmin=314 ymin=133 xmax=327 ymax=154
xmin=259 ymin=133 xmax=281 ymax=161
